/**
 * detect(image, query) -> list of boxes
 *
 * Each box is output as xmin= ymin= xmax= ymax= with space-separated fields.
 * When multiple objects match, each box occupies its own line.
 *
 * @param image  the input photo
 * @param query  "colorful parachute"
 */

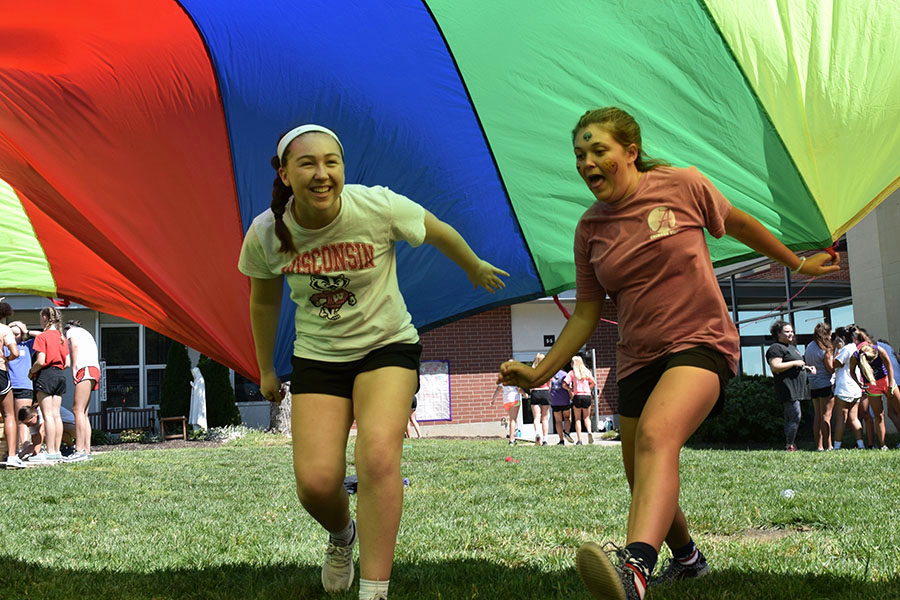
xmin=1 ymin=1 xmax=898 ymax=379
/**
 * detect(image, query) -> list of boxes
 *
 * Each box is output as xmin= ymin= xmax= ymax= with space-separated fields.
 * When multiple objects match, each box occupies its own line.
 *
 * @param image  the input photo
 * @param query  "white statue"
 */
xmin=189 ymin=366 xmax=207 ymax=430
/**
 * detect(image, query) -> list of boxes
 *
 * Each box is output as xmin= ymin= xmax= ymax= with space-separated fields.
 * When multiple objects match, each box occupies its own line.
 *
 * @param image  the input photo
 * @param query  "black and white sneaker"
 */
xmin=651 ymin=551 xmax=709 ymax=586
xmin=576 ymin=541 xmax=647 ymax=600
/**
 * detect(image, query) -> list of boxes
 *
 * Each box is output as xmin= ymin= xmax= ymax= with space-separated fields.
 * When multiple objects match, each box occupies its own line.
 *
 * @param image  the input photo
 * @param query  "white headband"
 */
xmin=276 ymin=124 xmax=344 ymax=162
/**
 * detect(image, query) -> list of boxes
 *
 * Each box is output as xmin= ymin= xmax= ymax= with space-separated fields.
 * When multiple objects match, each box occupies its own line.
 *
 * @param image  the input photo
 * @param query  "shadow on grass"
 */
xmin=4 ymin=557 xmax=897 ymax=600
xmin=652 ymin=569 xmax=899 ymax=600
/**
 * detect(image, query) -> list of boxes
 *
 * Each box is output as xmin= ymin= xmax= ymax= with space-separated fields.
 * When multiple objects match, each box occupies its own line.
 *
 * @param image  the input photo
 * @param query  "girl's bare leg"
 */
xmin=620 ymin=367 xmax=719 ymax=550
xmin=72 ymin=380 xmax=93 ymax=453
xmin=352 ymin=366 xmax=418 ymax=581
xmin=1 ymin=389 xmax=16 ymax=460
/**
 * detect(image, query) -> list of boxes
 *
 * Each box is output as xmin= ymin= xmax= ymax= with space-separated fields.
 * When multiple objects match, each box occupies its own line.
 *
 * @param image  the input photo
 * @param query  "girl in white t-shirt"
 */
xmin=64 ymin=320 xmax=100 ymax=461
xmin=831 ymin=327 xmax=865 ymax=449
xmin=239 ymin=125 xmax=507 ymax=600
xmin=492 ymin=378 xmax=522 ymax=446
xmin=563 ymin=355 xmax=596 ymax=445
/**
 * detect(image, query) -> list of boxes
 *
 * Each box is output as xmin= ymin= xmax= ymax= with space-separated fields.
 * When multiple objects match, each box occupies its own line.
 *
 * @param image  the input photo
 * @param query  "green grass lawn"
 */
xmin=1 ymin=433 xmax=898 ymax=599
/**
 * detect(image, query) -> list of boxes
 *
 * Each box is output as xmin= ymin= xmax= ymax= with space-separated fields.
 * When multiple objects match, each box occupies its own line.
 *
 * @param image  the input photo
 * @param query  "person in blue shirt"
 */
xmin=7 ymin=321 xmax=34 ymax=456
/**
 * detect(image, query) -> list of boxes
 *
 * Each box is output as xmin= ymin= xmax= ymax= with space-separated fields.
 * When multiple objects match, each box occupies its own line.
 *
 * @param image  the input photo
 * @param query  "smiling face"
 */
xmin=573 ymin=123 xmax=640 ymax=204
xmin=778 ymin=324 xmax=795 ymax=344
xmin=278 ymin=132 xmax=345 ymax=228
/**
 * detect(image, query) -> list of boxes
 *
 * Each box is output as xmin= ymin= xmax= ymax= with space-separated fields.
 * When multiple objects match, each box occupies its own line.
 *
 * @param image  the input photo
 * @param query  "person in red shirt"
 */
xmin=499 ymin=107 xmax=839 ymax=600
xmin=27 ymin=307 xmax=70 ymax=464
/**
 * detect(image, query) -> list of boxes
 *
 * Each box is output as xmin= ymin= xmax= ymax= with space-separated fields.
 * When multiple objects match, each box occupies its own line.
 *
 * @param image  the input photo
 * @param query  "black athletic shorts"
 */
xmin=291 ymin=342 xmax=422 ymax=399
xmin=34 ymin=366 xmax=67 ymax=396
xmin=617 ymin=346 xmax=732 ymax=419
xmin=530 ymin=389 xmax=550 ymax=406
xmin=0 ymin=369 xmax=10 ymax=395
xmin=572 ymin=394 xmax=592 ymax=409
xmin=411 ymin=394 xmax=418 ymax=411
xmin=12 ymin=388 xmax=33 ymax=401
xmin=811 ymin=386 xmax=833 ymax=398
xmin=551 ymin=403 xmax=571 ymax=414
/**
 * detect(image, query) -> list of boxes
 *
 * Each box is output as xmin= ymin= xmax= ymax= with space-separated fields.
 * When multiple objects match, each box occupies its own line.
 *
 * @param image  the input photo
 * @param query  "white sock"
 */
xmin=833 ymin=441 xmax=842 ymax=449
xmin=329 ymin=518 xmax=356 ymax=546
xmin=359 ymin=578 xmax=389 ymax=599
xmin=856 ymin=439 xmax=865 ymax=449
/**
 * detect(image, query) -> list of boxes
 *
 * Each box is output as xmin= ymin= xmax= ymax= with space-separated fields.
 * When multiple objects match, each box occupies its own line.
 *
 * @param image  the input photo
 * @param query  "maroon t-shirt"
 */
xmin=574 ymin=166 xmax=740 ymax=381
xmin=33 ymin=329 xmax=69 ymax=370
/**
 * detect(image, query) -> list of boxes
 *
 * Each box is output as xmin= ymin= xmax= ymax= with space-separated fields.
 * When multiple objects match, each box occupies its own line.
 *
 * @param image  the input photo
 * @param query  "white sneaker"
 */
xmin=27 ymin=451 xmax=59 ymax=466
xmin=5 ymin=456 xmax=25 ymax=469
xmin=66 ymin=451 xmax=90 ymax=463
xmin=321 ymin=535 xmax=355 ymax=592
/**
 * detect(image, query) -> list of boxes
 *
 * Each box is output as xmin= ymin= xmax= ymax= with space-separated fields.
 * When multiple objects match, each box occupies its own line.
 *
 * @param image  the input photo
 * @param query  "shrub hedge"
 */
xmin=689 ymin=374 xmax=811 ymax=445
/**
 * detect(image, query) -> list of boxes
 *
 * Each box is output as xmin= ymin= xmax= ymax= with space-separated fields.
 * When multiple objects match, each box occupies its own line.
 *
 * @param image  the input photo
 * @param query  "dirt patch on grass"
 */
xmin=709 ymin=526 xmax=813 ymax=544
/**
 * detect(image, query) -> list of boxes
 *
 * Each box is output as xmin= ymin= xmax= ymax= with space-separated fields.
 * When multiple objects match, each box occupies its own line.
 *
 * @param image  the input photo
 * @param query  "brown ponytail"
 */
xmin=270 ymin=154 xmax=297 ymax=254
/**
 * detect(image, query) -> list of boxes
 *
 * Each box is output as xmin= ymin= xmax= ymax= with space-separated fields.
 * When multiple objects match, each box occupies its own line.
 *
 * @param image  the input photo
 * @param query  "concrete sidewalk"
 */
xmin=404 ymin=421 xmax=620 ymax=446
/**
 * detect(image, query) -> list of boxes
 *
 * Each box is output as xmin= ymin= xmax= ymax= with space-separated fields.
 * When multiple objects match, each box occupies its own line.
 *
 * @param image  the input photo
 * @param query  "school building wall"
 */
xmin=419 ymin=299 xmax=622 ymax=427
xmin=847 ymin=191 xmax=900 ymax=348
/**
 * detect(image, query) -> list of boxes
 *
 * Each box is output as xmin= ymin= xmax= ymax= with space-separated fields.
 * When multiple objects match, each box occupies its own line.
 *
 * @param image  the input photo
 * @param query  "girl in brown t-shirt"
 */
xmin=499 ymin=107 xmax=840 ymax=600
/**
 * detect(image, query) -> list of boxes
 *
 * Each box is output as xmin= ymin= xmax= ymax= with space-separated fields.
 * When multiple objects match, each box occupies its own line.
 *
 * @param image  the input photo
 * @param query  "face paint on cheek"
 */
xmin=582 ymin=131 xmax=592 ymax=141
xmin=602 ymin=160 xmax=617 ymax=173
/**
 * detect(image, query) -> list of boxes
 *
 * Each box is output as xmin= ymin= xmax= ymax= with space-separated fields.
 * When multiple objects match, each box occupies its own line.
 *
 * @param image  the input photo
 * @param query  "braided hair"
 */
xmin=270 ymin=153 xmax=297 ymax=254
xmin=40 ymin=306 xmax=66 ymax=345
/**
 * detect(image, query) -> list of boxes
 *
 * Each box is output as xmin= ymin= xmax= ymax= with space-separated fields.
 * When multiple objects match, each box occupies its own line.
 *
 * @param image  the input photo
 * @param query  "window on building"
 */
xmin=102 ymin=325 xmax=140 ymax=407
xmin=99 ymin=324 xmax=173 ymax=408
xmin=233 ymin=372 xmax=264 ymax=403
xmin=830 ymin=304 xmax=855 ymax=328
xmin=741 ymin=346 xmax=765 ymax=376
xmin=144 ymin=329 xmax=171 ymax=406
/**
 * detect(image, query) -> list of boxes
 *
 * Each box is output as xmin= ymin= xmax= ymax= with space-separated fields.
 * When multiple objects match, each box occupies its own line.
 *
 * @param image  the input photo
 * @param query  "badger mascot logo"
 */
xmin=308 ymin=274 xmax=357 ymax=321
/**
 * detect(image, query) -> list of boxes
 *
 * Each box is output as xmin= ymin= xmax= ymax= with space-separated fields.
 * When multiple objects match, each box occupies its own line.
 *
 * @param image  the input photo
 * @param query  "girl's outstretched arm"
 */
xmin=423 ymin=211 xmax=509 ymax=293
xmin=499 ymin=299 xmax=604 ymax=389
xmin=724 ymin=207 xmax=839 ymax=276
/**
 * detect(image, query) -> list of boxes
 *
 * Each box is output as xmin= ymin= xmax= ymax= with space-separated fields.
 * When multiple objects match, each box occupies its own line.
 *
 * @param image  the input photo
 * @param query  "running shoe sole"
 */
xmin=576 ymin=542 xmax=627 ymax=600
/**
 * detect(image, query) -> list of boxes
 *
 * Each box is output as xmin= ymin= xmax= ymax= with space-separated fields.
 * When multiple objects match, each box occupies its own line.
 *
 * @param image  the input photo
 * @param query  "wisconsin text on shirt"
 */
xmin=282 ymin=242 xmax=376 ymax=274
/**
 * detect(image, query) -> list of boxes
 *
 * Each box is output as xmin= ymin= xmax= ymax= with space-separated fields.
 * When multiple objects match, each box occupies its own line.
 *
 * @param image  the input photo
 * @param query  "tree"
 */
xmin=197 ymin=354 xmax=241 ymax=427
xmin=159 ymin=342 xmax=192 ymax=419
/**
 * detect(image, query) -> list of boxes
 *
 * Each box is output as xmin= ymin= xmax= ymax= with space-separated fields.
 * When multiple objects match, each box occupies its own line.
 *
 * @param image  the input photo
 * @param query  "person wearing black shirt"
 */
xmin=766 ymin=320 xmax=815 ymax=450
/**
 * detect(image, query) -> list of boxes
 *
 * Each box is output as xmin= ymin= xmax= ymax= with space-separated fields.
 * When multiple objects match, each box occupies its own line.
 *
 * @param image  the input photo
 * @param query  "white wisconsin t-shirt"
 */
xmin=238 ymin=184 xmax=426 ymax=361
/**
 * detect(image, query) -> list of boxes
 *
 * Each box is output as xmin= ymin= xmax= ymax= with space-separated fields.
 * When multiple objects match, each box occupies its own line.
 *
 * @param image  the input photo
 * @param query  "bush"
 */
xmin=91 ymin=430 xmax=114 ymax=446
xmin=119 ymin=429 xmax=147 ymax=443
xmin=187 ymin=427 xmax=207 ymax=441
xmin=160 ymin=342 xmax=192 ymax=419
xmin=198 ymin=355 xmax=241 ymax=428
xmin=689 ymin=375 xmax=810 ymax=445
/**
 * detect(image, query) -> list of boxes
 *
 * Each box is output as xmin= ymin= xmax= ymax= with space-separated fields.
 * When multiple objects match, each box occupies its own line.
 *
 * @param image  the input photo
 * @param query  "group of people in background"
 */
xmin=768 ymin=320 xmax=899 ymax=451
xmin=495 ymin=352 xmax=598 ymax=447
xmin=1 ymin=302 xmax=101 ymax=469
